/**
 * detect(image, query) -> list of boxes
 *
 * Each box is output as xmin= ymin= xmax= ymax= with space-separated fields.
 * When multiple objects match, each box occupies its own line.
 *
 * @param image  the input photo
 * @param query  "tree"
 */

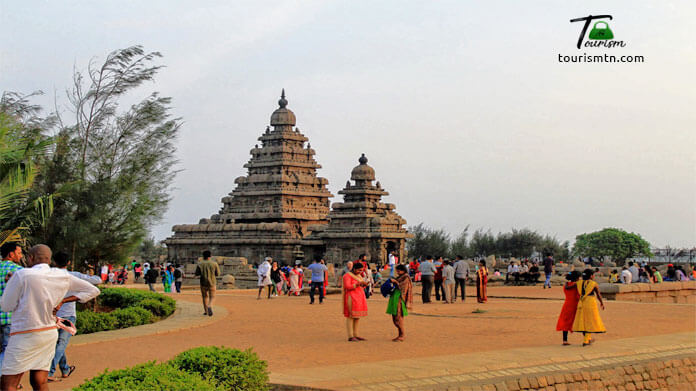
xmin=32 ymin=46 xmax=181 ymax=269
xmin=0 ymin=92 xmax=55 ymax=246
xmin=468 ymin=229 xmax=496 ymax=258
xmin=450 ymin=226 xmax=471 ymax=258
xmin=136 ymin=236 xmax=166 ymax=264
xmin=406 ymin=223 xmax=451 ymax=259
xmin=573 ymin=228 xmax=652 ymax=265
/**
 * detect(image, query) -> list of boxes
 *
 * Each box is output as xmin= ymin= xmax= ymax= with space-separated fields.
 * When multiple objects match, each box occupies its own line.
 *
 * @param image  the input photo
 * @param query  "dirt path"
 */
xmin=47 ymin=286 xmax=694 ymax=390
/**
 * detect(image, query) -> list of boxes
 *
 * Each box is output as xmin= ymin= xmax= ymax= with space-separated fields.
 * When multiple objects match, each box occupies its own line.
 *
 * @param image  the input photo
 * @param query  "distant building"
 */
xmin=164 ymin=91 xmax=411 ymax=266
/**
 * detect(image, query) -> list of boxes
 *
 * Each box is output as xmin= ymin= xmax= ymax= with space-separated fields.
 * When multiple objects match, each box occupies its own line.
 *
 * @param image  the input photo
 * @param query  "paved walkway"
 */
xmin=270 ymin=333 xmax=696 ymax=390
xmin=70 ymin=300 xmax=227 ymax=347
xmin=44 ymin=286 xmax=694 ymax=390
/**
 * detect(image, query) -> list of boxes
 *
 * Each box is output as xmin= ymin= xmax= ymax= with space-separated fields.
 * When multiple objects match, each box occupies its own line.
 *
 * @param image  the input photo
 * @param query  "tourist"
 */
xmin=556 ymin=271 xmax=581 ymax=345
xmin=289 ymin=265 xmax=302 ymax=296
xmin=256 ymin=257 xmax=273 ymax=299
xmin=507 ymin=262 xmax=520 ymax=283
xmin=620 ymin=266 xmax=632 ymax=284
xmin=48 ymin=252 xmax=102 ymax=382
xmin=363 ymin=266 xmax=375 ymax=299
xmin=433 ymin=257 xmax=444 ymax=301
xmin=0 ymin=244 xmax=100 ymax=391
xmin=142 ymin=261 xmax=150 ymax=281
xmin=572 ymin=269 xmax=606 ymax=346
xmin=133 ymin=263 xmax=142 ymax=283
xmin=638 ymin=267 xmax=651 ymax=283
xmin=628 ymin=261 xmax=639 ymax=283
xmin=342 ymin=262 xmax=368 ymax=342
xmin=543 ymin=254 xmax=554 ymax=289
xmin=307 ymin=258 xmax=328 ymax=304
xmin=651 ymin=266 xmax=663 ymax=283
xmin=408 ymin=259 xmax=419 ymax=279
xmin=100 ymin=264 xmax=108 ymax=283
xmin=0 ymin=242 xmax=23 ymax=367
xmin=476 ymin=259 xmax=488 ymax=303
xmin=528 ymin=263 xmax=540 ymax=283
xmin=337 ymin=261 xmax=352 ymax=288
xmin=453 ymin=255 xmax=469 ymax=302
xmin=386 ymin=264 xmax=413 ymax=342
xmin=664 ymin=264 xmax=676 ymax=281
xmin=321 ymin=259 xmax=329 ymax=297
xmin=107 ymin=270 xmax=115 ymax=284
xmin=442 ymin=260 xmax=455 ymax=304
xmin=162 ymin=265 xmax=174 ymax=293
xmin=519 ymin=262 xmax=529 ymax=282
xmin=174 ymin=265 xmax=184 ymax=293
xmin=195 ymin=250 xmax=220 ymax=316
xmin=145 ymin=264 xmax=159 ymax=292
xmin=296 ymin=261 xmax=304 ymax=291
xmin=609 ymin=269 xmax=619 ymax=283
xmin=493 ymin=269 xmax=501 ymax=277
xmin=418 ymin=256 xmax=436 ymax=304
xmin=388 ymin=251 xmax=396 ymax=278
xmin=270 ymin=261 xmax=283 ymax=297
xmin=675 ymin=265 xmax=687 ymax=281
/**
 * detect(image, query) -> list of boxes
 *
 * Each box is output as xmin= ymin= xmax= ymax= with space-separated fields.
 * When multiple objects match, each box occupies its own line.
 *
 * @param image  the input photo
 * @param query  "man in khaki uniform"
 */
xmin=194 ymin=250 xmax=220 ymax=316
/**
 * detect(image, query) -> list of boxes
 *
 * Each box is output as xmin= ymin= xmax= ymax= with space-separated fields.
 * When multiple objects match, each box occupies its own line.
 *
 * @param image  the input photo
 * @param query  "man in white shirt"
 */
xmin=620 ymin=266 xmax=633 ymax=284
xmin=48 ymin=252 xmax=102 ymax=382
xmin=388 ymin=252 xmax=396 ymax=278
xmin=0 ymin=245 xmax=100 ymax=391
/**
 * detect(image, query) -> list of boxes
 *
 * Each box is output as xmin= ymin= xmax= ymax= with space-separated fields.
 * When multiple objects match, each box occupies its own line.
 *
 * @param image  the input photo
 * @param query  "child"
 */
xmin=608 ymin=269 xmax=619 ymax=283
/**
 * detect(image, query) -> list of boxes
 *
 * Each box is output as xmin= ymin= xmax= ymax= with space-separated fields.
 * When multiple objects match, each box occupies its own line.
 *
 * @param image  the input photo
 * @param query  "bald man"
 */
xmin=0 ymin=245 xmax=99 ymax=391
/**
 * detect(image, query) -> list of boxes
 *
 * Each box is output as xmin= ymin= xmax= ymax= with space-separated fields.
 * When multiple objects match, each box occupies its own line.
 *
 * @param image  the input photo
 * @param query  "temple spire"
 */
xmin=278 ymin=89 xmax=288 ymax=108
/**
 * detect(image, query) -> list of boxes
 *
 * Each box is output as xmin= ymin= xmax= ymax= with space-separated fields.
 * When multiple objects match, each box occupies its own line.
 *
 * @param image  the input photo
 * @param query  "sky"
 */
xmin=1 ymin=1 xmax=694 ymax=248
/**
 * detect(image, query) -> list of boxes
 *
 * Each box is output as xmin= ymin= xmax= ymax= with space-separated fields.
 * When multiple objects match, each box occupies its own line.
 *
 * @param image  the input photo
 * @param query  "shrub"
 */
xmin=111 ymin=307 xmax=153 ymax=328
xmin=74 ymin=362 xmax=221 ymax=391
xmin=99 ymin=287 xmax=175 ymax=312
xmin=76 ymin=288 xmax=176 ymax=334
xmin=76 ymin=310 xmax=117 ymax=335
xmin=139 ymin=298 xmax=175 ymax=317
xmin=171 ymin=346 xmax=269 ymax=391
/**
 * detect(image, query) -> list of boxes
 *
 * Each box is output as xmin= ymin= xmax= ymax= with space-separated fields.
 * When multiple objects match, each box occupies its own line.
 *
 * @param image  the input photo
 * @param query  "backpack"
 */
xmin=380 ymin=280 xmax=397 ymax=297
xmin=174 ymin=269 xmax=182 ymax=279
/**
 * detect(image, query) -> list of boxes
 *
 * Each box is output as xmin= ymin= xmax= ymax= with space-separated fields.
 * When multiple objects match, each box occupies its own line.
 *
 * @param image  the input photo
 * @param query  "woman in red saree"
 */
xmin=556 ymin=271 xmax=581 ymax=345
xmin=342 ymin=262 xmax=368 ymax=342
xmin=476 ymin=259 xmax=488 ymax=303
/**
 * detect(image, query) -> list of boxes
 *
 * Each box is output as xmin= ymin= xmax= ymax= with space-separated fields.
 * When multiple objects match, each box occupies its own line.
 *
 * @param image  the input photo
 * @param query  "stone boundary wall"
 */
xmin=270 ymin=355 xmax=696 ymax=391
xmin=600 ymin=281 xmax=696 ymax=304
xmin=492 ymin=356 xmax=695 ymax=391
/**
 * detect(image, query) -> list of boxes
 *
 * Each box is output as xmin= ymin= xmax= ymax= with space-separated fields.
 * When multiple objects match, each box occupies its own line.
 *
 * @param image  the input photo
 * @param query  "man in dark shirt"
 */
xmin=433 ymin=257 xmax=444 ymax=301
xmin=195 ymin=250 xmax=220 ymax=316
xmin=543 ymin=255 xmax=554 ymax=289
xmin=144 ymin=266 xmax=160 ymax=292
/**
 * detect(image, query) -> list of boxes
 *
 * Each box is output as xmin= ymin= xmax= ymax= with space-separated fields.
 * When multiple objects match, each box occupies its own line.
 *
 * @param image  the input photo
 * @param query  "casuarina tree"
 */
xmin=33 ymin=46 xmax=181 ymax=269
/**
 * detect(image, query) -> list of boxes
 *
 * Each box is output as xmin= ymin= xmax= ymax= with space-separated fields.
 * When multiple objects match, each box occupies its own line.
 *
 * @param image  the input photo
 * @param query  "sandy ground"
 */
xmin=42 ymin=285 xmax=694 ymax=390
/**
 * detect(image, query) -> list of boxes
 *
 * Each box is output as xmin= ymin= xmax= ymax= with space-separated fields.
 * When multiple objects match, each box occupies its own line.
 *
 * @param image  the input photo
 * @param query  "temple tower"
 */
xmin=218 ymin=89 xmax=332 ymax=237
xmin=312 ymin=154 xmax=412 ymax=264
xmin=165 ymin=91 xmax=333 ymax=265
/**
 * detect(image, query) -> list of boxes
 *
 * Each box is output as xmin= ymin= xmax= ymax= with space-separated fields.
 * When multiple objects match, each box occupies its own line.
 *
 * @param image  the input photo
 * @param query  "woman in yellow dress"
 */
xmin=572 ymin=268 xmax=606 ymax=346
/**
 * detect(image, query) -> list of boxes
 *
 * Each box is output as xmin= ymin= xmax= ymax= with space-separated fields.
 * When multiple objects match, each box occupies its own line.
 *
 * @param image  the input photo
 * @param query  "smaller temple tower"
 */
xmin=311 ymin=154 xmax=412 ymax=264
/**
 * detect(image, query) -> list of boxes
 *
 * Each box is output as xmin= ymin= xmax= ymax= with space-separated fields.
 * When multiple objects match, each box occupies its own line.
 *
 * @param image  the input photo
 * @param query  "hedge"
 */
xmin=76 ymin=347 xmax=268 ymax=391
xmin=76 ymin=288 xmax=175 ymax=334
xmin=171 ymin=347 xmax=269 ymax=391
xmin=73 ymin=362 xmax=220 ymax=391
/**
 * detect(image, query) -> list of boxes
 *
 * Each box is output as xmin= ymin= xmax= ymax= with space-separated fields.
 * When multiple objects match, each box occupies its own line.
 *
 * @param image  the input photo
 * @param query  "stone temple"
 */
xmin=165 ymin=91 xmax=411 ymax=266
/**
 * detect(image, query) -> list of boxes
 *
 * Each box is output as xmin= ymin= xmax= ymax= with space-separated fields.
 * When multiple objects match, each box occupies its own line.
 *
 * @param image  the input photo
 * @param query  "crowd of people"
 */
xmin=609 ymin=261 xmax=695 ymax=284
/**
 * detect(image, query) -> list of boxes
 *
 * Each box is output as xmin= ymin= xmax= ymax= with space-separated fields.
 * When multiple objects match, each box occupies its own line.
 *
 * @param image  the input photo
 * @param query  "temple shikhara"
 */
xmin=165 ymin=91 xmax=411 ymax=266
